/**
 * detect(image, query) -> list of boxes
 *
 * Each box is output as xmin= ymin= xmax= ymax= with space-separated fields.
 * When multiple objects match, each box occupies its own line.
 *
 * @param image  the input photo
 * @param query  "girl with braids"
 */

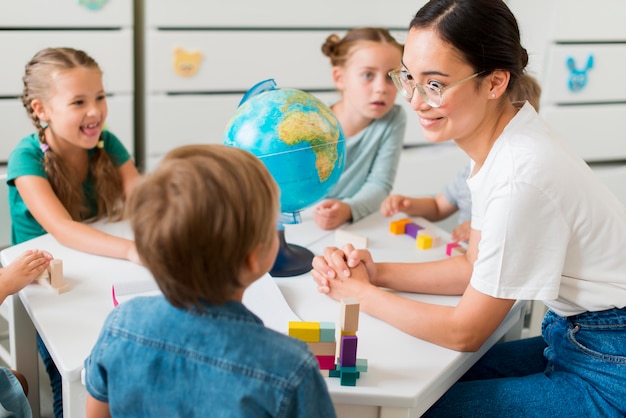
xmin=7 ymin=47 xmax=140 ymax=418
xmin=313 ymin=28 xmax=406 ymax=230
xmin=312 ymin=0 xmax=626 ymax=416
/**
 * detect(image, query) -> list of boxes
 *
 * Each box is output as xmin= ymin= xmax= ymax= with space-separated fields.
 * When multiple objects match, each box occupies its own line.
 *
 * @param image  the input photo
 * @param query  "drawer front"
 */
xmin=542 ymin=104 xmax=626 ymax=162
xmin=146 ymin=0 xmax=424 ymax=28
xmin=0 ymin=95 xmax=134 ymax=163
xmin=146 ymin=30 xmax=339 ymax=93
xmin=0 ymin=0 xmax=132 ymax=27
xmin=0 ymin=30 xmax=133 ymax=96
xmin=543 ymin=44 xmax=626 ymax=104
xmin=552 ymin=0 xmax=626 ymax=41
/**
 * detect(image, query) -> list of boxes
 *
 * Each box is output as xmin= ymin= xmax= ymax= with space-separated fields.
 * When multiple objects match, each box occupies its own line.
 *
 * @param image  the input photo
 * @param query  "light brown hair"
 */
xmin=322 ymin=27 xmax=403 ymax=67
xmin=127 ymin=144 xmax=280 ymax=309
xmin=21 ymin=47 xmax=124 ymax=221
xmin=510 ymin=73 xmax=542 ymax=111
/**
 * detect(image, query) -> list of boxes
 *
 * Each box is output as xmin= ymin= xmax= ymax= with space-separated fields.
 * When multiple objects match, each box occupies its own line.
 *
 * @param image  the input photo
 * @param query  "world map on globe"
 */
xmin=223 ymin=84 xmax=345 ymax=214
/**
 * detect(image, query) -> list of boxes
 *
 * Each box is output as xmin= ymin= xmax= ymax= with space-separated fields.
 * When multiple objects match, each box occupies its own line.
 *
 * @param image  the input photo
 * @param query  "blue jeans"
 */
xmin=423 ymin=307 xmax=626 ymax=417
xmin=37 ymin=335 xmax=62 ymax=418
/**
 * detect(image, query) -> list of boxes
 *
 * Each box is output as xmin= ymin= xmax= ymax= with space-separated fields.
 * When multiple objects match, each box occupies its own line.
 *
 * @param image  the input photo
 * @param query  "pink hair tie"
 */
xmin=40 ymin=143 xmax=50 ymax=153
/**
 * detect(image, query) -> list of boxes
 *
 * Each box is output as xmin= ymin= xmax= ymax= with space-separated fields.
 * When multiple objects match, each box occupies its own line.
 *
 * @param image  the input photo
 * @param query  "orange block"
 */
xmin=390 ymin=218 xmax=412 ymax=234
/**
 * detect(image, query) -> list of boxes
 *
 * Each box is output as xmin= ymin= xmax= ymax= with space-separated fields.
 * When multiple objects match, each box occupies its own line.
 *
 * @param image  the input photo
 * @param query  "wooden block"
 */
xmin=416 ymin=234 xmax=433 ymax=250
xmin=315 ymin=355 xmax=336 ymax=370
xmin=405 ymin=222 xmax=424 ymax=238
xmin=418 ymin=229 xmax=441 ymax=246
xmin=340 ymin=335 xmax=358 ymax=367
xmin=307 ymin=341 xmax=337 ymax=356
xmin=446 ymin=242 xmax=461 ymax=256
xmin=319 ymin=322 xmax=335 ymax=342
xmin=340 ymin=298 xmax=360 ymax=333
xmin=288 ymin=321 xmax=320 ymax=342
xmin=37 ymin=259 xmax=69 ymax=294
xmin=335 ymin=229 xmax=368 ymax=249
xmin=389 ymin=218 xmax=412 ymax=234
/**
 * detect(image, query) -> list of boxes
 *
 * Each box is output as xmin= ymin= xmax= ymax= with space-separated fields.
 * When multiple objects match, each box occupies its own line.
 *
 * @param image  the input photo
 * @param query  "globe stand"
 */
xmin=269 ymin=212 xmax=314 ymax=277
xmin=269 ymin=229 xmax=314 ymax=277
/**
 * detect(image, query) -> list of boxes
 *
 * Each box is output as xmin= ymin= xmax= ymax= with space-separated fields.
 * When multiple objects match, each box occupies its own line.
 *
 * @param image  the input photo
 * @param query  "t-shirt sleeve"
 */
xmin=470 ymin=181 xmax=569 ymax=301
xmin=102 ymin=131 xmax=132 ymax=168
xmin=6 ymin=138 xmax=47 ymax=186
xmin=84 ymin=315 xmax=115 ymax=403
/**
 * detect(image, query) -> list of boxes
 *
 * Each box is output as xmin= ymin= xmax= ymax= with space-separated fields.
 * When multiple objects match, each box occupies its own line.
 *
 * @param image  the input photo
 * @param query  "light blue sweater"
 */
xmin=326 ymin=104 xmax=406 ymax=221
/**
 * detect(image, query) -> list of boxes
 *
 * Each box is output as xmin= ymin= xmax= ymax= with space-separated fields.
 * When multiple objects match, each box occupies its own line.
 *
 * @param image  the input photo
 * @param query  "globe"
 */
xmin=223 ymin=79 xmax=345 ymax=277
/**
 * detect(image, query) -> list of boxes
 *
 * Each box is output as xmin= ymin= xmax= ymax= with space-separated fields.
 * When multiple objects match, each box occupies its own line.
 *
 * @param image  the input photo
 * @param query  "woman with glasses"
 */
xmin=312 ymin=0 xmax=626 ymax=416
xmin=312 ymin=27 xmax=406 ymax=230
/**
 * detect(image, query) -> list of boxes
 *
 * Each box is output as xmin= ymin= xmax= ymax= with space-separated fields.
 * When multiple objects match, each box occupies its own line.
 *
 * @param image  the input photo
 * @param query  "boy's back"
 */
xmin=86 ymin=296 xmax=334 ymax=417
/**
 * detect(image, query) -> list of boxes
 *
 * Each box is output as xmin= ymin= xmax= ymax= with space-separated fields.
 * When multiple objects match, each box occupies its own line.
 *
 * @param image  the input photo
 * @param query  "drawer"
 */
xmin=542 ymin=44 xmax=626 ymax=104
xmin=146 ymin=30 xmax=338 ymax=93
xmin=552 ymin=0 xmax=626 ymax=41
xmin=0 ymin=0 xmax=132 ymax=27
xmin=0 ymin=30 xmax=133 ymax=96
xmin=542 ymin=104 xmax=626 ymax=162
xmin=146 ymin=0 xmax=424 ymax=28
xmin=0 ymin=95 xmax=134 ymax=163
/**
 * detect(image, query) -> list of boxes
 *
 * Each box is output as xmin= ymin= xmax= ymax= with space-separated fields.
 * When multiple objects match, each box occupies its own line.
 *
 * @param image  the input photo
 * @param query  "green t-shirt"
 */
xmin=6 ymin=131 xmax=132 ymax=245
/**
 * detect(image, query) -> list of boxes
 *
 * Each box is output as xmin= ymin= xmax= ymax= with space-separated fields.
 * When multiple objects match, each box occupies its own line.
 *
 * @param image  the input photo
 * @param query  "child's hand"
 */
xmin=313 ymin=200 xmax=352 ymax=230
xmin=0 ymin=250 xmax=52 ymax=298
xmin=380 ymin=194 xmax=411 ymax=217
xmin=451 ymin=221 xmax=471 ymax=243
xmin=311 ymin=245 xmax=374 ymax=302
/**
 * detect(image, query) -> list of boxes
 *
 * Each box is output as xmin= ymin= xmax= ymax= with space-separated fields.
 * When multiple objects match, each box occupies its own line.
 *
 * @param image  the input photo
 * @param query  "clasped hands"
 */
xmin=311 ymin=244 xmax=377 ymax=301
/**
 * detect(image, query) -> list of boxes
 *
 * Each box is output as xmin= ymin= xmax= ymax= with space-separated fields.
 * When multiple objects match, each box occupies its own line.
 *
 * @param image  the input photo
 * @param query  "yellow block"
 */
xmin=288 ymin=321 xmax=320 ymax=342
xmin=416 ymin=234 xmax=433 ymax=250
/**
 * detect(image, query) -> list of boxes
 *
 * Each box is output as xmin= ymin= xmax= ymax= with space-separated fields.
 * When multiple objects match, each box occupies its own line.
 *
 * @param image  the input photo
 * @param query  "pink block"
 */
xmin=316 ymin=355 xmax=336 ymax=370
xmin=446 ymin=242 xmax=460 ymax=256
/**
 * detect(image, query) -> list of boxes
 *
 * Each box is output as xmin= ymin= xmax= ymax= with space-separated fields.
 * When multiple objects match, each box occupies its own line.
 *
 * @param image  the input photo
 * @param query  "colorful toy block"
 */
xmin=38 ymin=259 xmax=69 ymax=294
xmin=418 ymin=229 xmax=442 ymax=247
xmin=404 ymin=222 xmax=424 ymax=239
xmin=340 ymin=298 xmax=360 ymax=333
xmin=446 ymin=242 xmax=467 ymax=256
xmin=416 ymin=234 xmax=433 ymax=250
xmin=319 ymin=322 xmax=335 ymax=342
xmin=288 ymin=298 xmax=367 ymax=386
xmin=288 ymin=321 xmax=320 ymax=342
xmin=335 ymin=229 xmax=368 ymax=249
xmin=389 ymin=218 xmax=412 ymax=234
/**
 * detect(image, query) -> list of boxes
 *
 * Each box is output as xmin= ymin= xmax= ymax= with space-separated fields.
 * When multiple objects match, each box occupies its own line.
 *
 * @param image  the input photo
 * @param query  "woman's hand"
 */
xmin=311 ymin=244 xmax=378 ymax=295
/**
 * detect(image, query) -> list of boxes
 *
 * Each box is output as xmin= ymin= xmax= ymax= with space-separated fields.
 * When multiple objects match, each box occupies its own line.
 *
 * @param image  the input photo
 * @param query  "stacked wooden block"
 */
xmin=288 ymin=297 xmax=368 ymax=386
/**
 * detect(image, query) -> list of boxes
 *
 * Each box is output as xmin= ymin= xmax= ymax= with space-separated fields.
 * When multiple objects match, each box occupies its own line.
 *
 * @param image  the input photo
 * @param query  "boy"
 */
xmin=84 ymin=144 xmax=336 ymax=417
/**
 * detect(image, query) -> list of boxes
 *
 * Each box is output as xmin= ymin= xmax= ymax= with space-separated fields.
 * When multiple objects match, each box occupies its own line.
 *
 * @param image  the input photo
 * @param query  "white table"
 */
xmin=0 ymin=212 xmax=525 ymax=418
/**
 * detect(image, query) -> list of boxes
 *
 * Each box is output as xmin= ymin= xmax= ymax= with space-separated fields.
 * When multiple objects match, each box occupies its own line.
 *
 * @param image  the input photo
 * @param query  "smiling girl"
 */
xmin=7 ymin=47 xmax=141 ymax=418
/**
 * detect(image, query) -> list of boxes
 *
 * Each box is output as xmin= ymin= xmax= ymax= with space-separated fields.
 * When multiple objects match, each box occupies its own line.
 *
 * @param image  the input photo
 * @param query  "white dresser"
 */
xmin=141 ymin=0 xmax=427 ymax=171
xmin=0 ymin=0 xmax=135 ymax=163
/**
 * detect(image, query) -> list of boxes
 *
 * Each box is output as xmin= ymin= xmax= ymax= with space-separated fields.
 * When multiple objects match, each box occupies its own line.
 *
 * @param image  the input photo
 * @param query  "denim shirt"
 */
xmin=85 ymin=295 xmax=337 ymax=418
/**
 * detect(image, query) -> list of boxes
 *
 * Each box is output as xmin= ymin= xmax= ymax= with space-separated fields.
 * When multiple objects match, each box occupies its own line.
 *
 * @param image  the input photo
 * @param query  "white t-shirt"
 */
xmin=468 ymin=102 xmax=626 ymax=317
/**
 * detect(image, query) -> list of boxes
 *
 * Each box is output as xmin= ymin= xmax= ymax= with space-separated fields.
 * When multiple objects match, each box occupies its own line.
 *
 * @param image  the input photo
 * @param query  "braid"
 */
xmin=89 ymin=138 xmax=124 ymax=222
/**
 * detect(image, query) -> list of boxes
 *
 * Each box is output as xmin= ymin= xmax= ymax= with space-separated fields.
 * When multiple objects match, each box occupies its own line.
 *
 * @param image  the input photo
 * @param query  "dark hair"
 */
xmin=21 ymin=47 xmax=124 ymax=221
xmin=127 ymin=144 xmax=280 ymax=309
xmin=322 ymin=27 xmax=403 ymax=67
xmin=410 ymin=0 xmax=528 ymax=94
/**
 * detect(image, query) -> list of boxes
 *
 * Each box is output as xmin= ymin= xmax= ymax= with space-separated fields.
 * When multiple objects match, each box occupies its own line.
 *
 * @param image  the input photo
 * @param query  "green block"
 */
xmin=319 ymin=322 xmax=336 ymax=342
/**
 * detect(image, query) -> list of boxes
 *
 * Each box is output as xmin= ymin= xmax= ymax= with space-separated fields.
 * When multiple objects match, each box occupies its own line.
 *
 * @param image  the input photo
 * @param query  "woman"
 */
xmin=311 ymin=0 xmax=626 ymax=416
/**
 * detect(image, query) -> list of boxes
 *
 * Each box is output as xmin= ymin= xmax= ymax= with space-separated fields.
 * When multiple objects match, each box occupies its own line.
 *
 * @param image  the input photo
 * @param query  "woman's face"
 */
xmin=401 ymin=27 xmax=491 ymax=145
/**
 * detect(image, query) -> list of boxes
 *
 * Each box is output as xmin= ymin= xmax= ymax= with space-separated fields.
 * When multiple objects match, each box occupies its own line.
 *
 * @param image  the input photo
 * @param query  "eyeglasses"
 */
xmin=388 ymin=69 xmax=484 ymax=108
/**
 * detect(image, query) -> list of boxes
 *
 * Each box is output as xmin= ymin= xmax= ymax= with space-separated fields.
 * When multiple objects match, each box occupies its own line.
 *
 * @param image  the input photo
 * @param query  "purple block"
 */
xmin=404 ymin=222 xmax=424 ymax=239
xmin=340 ymin=335 xmax=358 ymax=367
